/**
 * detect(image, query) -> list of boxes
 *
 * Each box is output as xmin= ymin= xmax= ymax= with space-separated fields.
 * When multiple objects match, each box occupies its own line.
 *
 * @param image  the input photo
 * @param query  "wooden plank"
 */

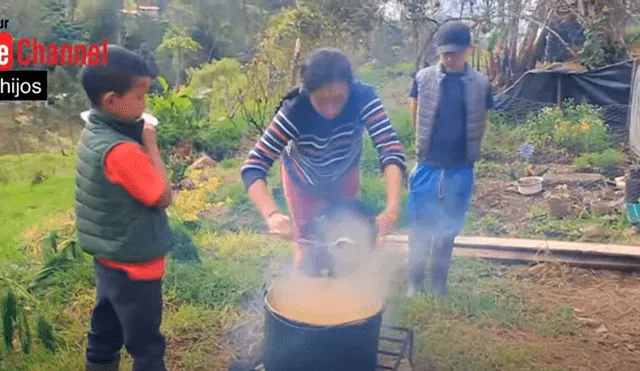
xmin=385 ymin=234 xmax=640 ymax=259
xmin=383 ymin=241 xmax=640 ymax=271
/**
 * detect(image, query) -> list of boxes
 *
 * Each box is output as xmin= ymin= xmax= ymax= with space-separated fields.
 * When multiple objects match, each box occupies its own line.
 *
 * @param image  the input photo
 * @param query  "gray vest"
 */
xmin=75 ymin=111 xmax=173 ymax=263
xmin=414 ymin=63 xmax=490 ymax=164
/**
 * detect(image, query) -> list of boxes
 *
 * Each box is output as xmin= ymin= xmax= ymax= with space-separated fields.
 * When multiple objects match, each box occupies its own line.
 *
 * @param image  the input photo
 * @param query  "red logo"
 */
xmin=0 ymin=32 xmax=108 ymax=70
xmin=0 ymin=32 xmax=13 ymax=71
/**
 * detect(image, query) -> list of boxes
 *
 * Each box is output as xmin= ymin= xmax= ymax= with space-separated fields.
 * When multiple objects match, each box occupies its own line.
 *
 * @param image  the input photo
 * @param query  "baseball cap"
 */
xmin=434 ymin=21 xmax=472 ymax=55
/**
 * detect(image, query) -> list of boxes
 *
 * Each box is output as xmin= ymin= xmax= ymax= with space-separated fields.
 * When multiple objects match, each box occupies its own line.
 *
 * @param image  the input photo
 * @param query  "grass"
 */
xmin=0 ymin=153 xmax=75 ymax=261
xmin=523 ymin=205 xmax=630 ymax=242
xmin=0 ymin=62 xmax=634 ymax=370
xmin=358 ymin=61 xmax=414 ymax=88
xmin=391 ymin=259 xmax=581 ymax=370
xmin=0 ymin=152 xmax=292 ymax=369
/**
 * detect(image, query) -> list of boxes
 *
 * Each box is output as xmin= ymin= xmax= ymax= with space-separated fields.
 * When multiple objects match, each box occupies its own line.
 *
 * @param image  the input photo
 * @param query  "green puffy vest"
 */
xmin=75 ymin=111 xmax=173 ymax=263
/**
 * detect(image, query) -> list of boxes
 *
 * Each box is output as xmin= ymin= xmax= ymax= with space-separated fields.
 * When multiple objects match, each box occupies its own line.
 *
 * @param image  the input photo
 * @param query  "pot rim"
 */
xmin=263 ymin=281 xmax=388 ymax=329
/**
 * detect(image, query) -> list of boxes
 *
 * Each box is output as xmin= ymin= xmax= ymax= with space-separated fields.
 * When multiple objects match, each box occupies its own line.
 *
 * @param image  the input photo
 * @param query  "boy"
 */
xmin=407 ymin=21 xmax=494 ymax=297
xmin=75 ymin=45 xmax=173 ymax=371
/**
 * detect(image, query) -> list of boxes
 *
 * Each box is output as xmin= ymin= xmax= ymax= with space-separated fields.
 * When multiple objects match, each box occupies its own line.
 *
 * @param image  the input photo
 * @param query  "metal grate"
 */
xmin=377 ymin=324 xmax=414 ymax=371
xmin=235 ymin=323 xmax=414 ymax=371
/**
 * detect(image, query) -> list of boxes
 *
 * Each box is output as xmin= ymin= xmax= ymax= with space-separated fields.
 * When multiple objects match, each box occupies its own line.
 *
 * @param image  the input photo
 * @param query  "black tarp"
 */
xmin=494 ymin=60 xmax=633 ymax=126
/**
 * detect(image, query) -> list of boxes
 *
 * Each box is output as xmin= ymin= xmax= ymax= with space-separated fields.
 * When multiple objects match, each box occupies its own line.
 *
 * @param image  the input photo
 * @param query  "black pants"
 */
xmin=408 ymin=233 xmax=455 ymax=297
xmin=86 ymin=260 xmax=166 ymax=371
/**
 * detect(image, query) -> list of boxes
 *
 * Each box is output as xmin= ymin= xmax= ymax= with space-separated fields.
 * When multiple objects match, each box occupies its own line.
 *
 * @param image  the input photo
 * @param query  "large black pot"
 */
xmin=263 ymin=284 xmax=384 ymax=371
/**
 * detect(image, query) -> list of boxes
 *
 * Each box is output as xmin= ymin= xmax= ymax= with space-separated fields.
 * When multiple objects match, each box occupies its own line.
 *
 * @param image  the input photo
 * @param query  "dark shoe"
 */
xmin=86 ymin=360 xmax=120 ymax=371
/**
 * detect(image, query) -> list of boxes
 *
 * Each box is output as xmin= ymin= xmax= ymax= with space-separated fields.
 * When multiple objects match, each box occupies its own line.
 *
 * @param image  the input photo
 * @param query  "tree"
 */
xmin=156 ymin=25 xmax=201 ymax=85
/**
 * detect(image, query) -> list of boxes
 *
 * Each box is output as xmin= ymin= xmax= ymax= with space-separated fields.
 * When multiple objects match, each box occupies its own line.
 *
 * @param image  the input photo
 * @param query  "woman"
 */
xmin=240 ymin=48 xmax=406 ymax=270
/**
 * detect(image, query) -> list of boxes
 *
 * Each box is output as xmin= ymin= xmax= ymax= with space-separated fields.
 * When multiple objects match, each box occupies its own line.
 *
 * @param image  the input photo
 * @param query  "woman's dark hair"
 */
xmin=273 ymin=48 xmax=354 ymax=114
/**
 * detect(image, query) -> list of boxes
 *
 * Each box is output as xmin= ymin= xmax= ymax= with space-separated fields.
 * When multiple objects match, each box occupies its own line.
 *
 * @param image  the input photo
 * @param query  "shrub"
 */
xmin=523 ymin=103 xmax=610 ymax=154
xmin=483 ymin=113 xmax=527 ymax=161
xmin=186 ymin=58 xmax=246 ymax=122
xmin=173 ymin=169 xmax=222 ymax=221
xmin=198 ymin=120 xmax=242 ymax=161
xmin=148 ymin=77 xmax=242 ymax=161
xmin=208 ymin=183 xmax=254 ymax=212
xmin=573 ymin=149 xmax=625 ymax=173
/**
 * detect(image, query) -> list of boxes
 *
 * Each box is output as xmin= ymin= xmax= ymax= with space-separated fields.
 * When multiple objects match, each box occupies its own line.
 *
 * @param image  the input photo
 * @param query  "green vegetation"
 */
xmin=391 ymin=259 xmax=580 ymax=371
xmin=0 ymin=153 xmax=75 ymax=262
xmin=573 ymin=149 xmax=625 ymax=174
xmin=1 ymin=0 xmax=637 ymax=369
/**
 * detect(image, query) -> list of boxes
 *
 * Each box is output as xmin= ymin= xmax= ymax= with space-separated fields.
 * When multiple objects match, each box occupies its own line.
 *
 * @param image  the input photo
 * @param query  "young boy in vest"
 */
xmin=76 ymin=45 xmax=173 ymax=371
xmin=407 ymin=22 xmax=494 ymax=297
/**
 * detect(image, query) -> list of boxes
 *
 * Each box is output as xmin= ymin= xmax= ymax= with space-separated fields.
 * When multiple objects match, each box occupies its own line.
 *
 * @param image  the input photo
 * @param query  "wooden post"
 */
xmin=627 ymin=58 xmax=639 ymax=133
xmin=290 ymin=38 xmax=301 ymax=88
xmin=556 ymin=74 xmax=563 ymax=109
xmin=628 ymin=58 xmax=640 ymax=161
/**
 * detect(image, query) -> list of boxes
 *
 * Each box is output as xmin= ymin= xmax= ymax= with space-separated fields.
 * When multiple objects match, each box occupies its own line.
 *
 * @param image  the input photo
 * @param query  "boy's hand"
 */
xmin=142 ymin=123 xmax=158 ymax=148
xmin=141 ymin=112 xmax=159 ymax=127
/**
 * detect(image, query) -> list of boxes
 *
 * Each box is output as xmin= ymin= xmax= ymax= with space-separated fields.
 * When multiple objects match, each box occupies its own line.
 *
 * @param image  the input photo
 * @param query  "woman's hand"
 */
xmin=247 ymin=180 xmax=292 ymax=239
xmin=267 ymin=211 xmax=293 ymax=239
xmin=375 ymin=208 xmax=398 ymax=248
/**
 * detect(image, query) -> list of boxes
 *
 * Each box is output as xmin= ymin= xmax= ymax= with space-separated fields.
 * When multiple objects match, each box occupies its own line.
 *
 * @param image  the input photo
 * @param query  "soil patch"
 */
xmin=470 ymin=164 xmax=628 ymax=240
xmin=513 ymin=264 xmax=640 ymax=371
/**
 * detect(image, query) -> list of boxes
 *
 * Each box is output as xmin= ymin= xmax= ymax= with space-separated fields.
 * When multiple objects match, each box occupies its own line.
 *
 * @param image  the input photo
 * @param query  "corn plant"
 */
xmin=30 ymin=231 xmax=84 ymax=289
xmin=0 ymin=274 xmax=56 ymax=354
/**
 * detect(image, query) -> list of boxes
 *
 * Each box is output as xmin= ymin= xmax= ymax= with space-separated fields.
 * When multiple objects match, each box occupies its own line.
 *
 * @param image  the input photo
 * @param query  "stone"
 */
xmin=582 ymin=225 xmax=604 ymax=239
xmin=547 ymin=195 xmax=574 ymax=219
xmin=590 ymin=201 xmax=618 ymax=216
xmin=626 ymin=226 xmax=640 ymax=236
xmin=595 ymin=324 xmax=609 ymax=334
xmin=627 ymin=344 xmax=637 ymax=351
xmin=189 ymin=154 xmax=217 ymax=169
xmin=179 ymin=178 xmax=196 ymax=190
xmin=577 ymin=317 xmax=600 ymax=328
xmin=544 ymin=173 xmax=605 ymax=188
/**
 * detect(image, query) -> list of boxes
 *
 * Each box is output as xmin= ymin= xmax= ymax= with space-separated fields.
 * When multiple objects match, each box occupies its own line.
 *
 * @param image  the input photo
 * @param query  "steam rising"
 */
xmin=269 ymin=213 xmax=406 ymax=324
xmin=228 ymin=206 xmax=406 ymax=369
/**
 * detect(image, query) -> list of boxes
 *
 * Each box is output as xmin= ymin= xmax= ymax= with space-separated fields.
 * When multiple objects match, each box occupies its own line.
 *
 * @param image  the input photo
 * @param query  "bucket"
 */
xmin=517 ymin=176 xmax=544 ymax=195
xmin=625 ymin=203 xmax=640 ymax=224
xmin=263 ymin=278 xmax=385 ymax=371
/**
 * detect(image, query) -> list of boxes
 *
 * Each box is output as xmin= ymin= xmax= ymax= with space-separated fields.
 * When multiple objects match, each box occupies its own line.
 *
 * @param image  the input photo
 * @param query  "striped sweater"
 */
xmin=241 ymin=80 xmax=406 ymax=192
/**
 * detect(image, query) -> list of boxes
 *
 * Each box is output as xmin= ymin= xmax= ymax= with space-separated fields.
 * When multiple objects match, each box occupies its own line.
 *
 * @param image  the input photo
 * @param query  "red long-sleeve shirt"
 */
xmin=99 ymin=142 xmax=167 ymax=280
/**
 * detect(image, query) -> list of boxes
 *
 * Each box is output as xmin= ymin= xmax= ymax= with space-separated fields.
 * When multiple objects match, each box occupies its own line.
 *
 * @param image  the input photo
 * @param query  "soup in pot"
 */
xmin=266 ymin=276 xmax=384 ymax=326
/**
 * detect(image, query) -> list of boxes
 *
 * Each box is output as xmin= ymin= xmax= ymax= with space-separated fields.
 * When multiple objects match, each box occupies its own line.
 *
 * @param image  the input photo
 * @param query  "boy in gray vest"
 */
xmin=76 ymin=45 xmax=173 ymax=371
xmin=407 ymin=22 xmax=494 ymax=297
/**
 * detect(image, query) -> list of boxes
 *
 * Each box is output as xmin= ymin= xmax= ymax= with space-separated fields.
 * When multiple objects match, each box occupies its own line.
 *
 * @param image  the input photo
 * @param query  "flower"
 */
xmin=518 ymin=143 xmax=535 ymax=160
xmin=581 ymin=122 xmax=590 ymax=132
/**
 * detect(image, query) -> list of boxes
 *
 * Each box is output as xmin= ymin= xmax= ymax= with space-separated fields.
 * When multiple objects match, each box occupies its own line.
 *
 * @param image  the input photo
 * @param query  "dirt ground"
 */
xmin=512 ymin=264 xmax=640 ymax=371
xmin=470 ymin=163 xmax=631 ymax=242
